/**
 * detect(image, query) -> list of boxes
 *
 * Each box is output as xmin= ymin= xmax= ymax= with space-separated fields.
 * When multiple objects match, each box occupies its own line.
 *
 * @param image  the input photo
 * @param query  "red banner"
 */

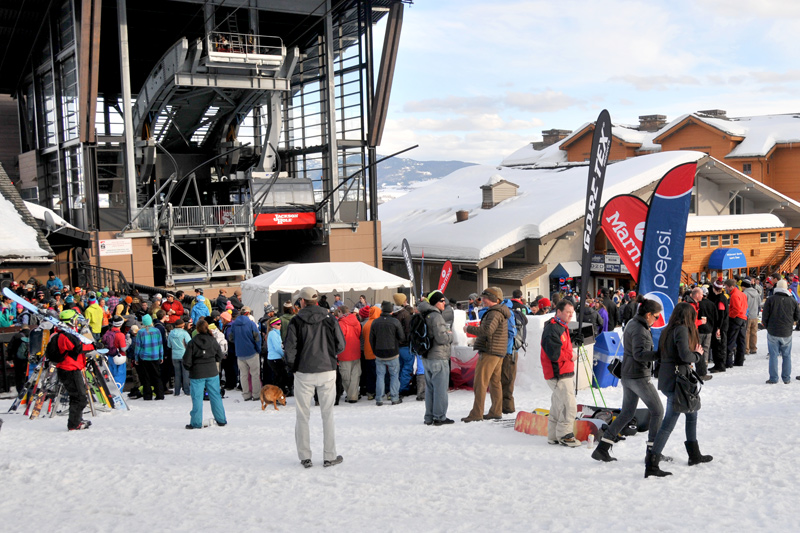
xmin=438 ymin=260 xmax=453 ymax=292
xmin=600 ymin=195 xmax=648 ymax=282
xmin=254 ymin=212 xmax=317 ymax=231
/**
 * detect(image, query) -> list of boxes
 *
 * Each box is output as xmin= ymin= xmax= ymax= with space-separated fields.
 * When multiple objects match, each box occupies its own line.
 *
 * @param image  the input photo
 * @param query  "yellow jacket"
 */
xmin=85 ymin=303 xmax=104 ymax=334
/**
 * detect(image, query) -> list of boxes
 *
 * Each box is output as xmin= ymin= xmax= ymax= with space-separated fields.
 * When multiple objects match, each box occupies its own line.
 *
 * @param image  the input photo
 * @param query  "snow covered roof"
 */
xmin=381 ymin=151 xmax=706 ymax=263
xmin=686 ymin=214 xmax=785 ymax=233
xmin=0 ymin=164 xmax=53 ymax=260
xmin=500 ymin=137 xmax=570 ymax=167
xmin=655 ymin=113 xmax=800 ymax=158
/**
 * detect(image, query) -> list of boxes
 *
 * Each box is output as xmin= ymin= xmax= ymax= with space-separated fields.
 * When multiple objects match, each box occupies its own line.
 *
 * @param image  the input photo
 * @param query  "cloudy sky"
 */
xmin=377 ymin=0 xmax=800 ymax=164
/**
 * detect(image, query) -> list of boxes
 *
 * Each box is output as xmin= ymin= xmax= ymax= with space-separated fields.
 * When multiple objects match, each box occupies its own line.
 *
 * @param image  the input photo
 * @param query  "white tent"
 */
xmin=241 ymin=262 xmax=412 ymax=320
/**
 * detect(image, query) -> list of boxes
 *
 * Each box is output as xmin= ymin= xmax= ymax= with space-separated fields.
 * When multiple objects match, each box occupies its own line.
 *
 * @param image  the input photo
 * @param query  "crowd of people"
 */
xmin=3 ymin=268 xmax=799 ymax=473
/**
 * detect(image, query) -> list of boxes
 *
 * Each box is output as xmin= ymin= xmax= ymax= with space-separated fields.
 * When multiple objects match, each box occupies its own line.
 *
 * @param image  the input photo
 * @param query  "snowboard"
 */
xmin=86 ymin=351 xmax=129 ymax=411
xmin=514 ymin=409 xmax=606 ymax=442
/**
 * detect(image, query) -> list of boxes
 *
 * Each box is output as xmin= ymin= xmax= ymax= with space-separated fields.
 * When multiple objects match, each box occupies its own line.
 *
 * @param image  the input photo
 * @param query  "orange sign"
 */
xmin=254 ymin=212 xmax=317 ymax=231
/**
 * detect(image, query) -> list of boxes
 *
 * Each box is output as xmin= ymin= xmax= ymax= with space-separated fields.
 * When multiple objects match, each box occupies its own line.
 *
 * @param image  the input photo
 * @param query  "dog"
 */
xmin=260 ymin=384 xmax=287 ymax=411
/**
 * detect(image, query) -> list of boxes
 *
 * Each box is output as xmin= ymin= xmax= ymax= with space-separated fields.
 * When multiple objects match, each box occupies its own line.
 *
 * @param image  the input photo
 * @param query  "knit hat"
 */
xmin=358 ymin=306 xmax=371 ymax=319
xmin=298 ymin=286 xmax=319 ymax=302
xmin=141 ymin=314 xmax=153 ymax=326
xmin=220 ymin=311 xmax=232 ymax=323
xmin=112 ymin=316 xmax=125 ymax=327
xmin=468 ymin=293 xmax=479 ymax=301
xmin=740 ymin=277 xmax=752 ymax=287
xmin=226 ymin=301 xmax=234 ymax=310
xmin=268 ymin=316 xmax=281 ymax=328
xmin=196 ymin=288 xmax=204 ymax=294
xmin=481 ymin=287 xmax=503 ymax=303
xmin=263 ymin=303 xmax=275 ymax=314
xmin=381 ymin=301 xmax=393 ymax=314
xmin=130 ymin=325 xmax=139 ymax=334
xmin=65 ymin=295 xmax=74 ymax=303
xmin=628 ymin=291 xmax=636 ymax=298
xmin=427 ymin=291 xmax=446 ymax=306
xmin=538 ymin=297 xmax=552 ymax=308
xmin=712 ymin=280 xmax=724 ymax=290
xmin=777 ymin=279 xmax=789 ymax=290
xmin=154 ymin=293 xmax=162 ymax=300
xmin=49 ymin=271 xmax=55 ymax=277
xmin=392 ymin=293 xmax=407 ymax=306
xmin=125 ymin=296 xmax=133 ymax=304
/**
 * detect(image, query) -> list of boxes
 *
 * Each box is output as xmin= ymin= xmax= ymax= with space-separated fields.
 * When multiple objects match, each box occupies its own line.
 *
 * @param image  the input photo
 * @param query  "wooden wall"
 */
xmin=564 ymin=132 xmax=637 ymax=162
xmin=682 ymin=227 xmax=785 ymax=275
xmin=658 ymin=121 xmax=739 ymax=161
xmin=768 ymin=146 xmax=800 ymax=201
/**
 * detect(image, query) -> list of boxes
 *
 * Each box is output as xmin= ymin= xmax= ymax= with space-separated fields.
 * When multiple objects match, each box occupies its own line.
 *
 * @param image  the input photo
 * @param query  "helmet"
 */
xmin=59 ymin=309 xmax=78 ymax=325
xmin=113 ymin=355 xmax=127 ymax=365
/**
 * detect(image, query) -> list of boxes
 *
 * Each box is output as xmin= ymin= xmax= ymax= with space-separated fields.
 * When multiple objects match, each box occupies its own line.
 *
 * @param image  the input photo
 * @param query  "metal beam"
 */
xmin=173 ymin=73 xmax=290 ymax=90
xmin=117 ymin=0 xmax=138 ymax=222
xmin=368 ymin=1 xmax=403 ymax=147
xmin=323 ymin=0 xmax=341 ymax=222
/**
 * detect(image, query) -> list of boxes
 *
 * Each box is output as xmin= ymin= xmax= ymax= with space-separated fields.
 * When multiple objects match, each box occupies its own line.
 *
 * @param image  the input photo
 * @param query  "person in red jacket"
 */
xmin=161 ymin=293 xmax=184 ymax=324
xmin=540 ymin=299 xmax=579 ymax=447
xmin=724 ymin=279 xmax=748 ymax=367
xmin=55 ymin=309 xmax=94 ymax=430
xmin=336 ymin=307 xmax=362 ymax=403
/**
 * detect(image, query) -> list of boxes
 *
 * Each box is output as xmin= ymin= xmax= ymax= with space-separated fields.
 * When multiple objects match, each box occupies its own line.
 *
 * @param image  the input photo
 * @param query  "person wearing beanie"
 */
xmin=183 ymin=319 xmax=227 ymax=429
xmin=467 ymin=293 xmax=480 ymax=320
xmin=46 ymin=271 xmax=63 ymax=293
xmin=358 ymin=306 xmax=371 ymax=321
xmin=418 ymin=290 xmax=454 ymax=425
xmin=191 ymin=295 xmax=210 ymax=326
xmin=84 ymin=294 xmax=104 ymax=340
xmin=761 ymin=279 xmax=800 ymax=384
xmin=167 ymin=319 xmax=192 ymax=396
xmin=461 ymin=287 xmax=510 ymax=423
xmin=391 ymin=293 xmax=414 ymax=397
xmin=134 ymin=313 xmax=165 ymax=400
xmin=102 ymin=315 xmax=129 ymax=391
xmin=369 ymin=301 xmax=405 ymax=406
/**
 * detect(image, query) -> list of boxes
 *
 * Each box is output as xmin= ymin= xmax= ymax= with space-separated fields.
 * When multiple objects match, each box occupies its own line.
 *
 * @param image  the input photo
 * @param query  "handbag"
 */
xmin=673 ymin=365 xmax=703 ymax=413
xmin=609 ymin=358 xmax=622 ymax=379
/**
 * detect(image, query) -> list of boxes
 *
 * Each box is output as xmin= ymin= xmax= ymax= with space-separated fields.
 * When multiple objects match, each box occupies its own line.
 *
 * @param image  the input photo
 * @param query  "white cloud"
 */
xmin=395 ymin=114 xmax=543 ymax=132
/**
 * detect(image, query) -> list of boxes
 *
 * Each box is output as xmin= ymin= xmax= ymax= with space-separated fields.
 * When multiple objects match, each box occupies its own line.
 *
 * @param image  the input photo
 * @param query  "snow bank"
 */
xmin=0 ymin=193 xmax=51 ymax=258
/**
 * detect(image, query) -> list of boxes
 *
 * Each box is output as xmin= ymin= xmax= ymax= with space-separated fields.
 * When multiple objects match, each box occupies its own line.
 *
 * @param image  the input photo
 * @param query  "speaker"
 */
xmin=0 ymin=272 xmax=13 ymax=291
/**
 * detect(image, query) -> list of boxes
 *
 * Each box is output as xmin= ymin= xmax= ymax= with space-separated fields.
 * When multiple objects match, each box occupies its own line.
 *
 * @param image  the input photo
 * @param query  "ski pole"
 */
xmin=578 ymin=345 xmax=599 ymax=406
xmin=582 ymin=345 xmax=607 ymax=408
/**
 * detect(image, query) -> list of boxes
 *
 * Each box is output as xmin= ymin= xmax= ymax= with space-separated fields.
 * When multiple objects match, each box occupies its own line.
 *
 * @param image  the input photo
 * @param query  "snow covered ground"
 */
xmin=1 ymin=327 xmax=798 ymax=532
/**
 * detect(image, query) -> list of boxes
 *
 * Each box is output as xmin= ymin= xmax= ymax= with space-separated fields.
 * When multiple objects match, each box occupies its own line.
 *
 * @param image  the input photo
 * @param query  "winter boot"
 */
xmin=685 ymin=441 xmax=713 ymax=466
xmin=591 ymin=438 xmax=617 ymax=462
xmin=415 ymin=375 xmax=426 ymax=401
xmin=644 ymin=449 xmax=672 ymax=478
xmin=647 ymin=442 xmax=673 ymax=462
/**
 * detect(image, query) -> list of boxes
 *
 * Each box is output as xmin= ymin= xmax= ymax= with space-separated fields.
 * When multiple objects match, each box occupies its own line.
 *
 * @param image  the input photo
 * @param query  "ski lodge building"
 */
xmin=0 ymin=0 xmax=408 ymax=293
xmin=381 ymin=147 xmax=800 ymax=300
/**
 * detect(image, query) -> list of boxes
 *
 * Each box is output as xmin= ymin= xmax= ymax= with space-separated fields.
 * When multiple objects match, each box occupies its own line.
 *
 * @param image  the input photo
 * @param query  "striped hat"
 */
xmin=268 ymin=317 xmax=282 ymax=328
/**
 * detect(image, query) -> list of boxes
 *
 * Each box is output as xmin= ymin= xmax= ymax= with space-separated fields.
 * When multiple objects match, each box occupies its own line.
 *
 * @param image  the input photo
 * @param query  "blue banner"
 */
xmin=638 ymin=162 xmax=697 ymax=346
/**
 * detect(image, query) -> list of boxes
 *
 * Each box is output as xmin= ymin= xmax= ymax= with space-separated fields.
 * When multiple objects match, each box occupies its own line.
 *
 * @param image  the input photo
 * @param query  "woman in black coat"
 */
xmin=592 ymin=298 xmax=664 ymax=463
xmin=183 ymin=320 xmax=227 ymax=429
xmin=646 ymin=302 xmax=713 ymax=478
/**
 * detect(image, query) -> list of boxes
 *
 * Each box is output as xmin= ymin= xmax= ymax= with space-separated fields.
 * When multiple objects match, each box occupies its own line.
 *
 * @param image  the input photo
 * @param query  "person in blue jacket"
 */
xmin=191 ymin=295 xmax=209 ymax=325
xmin=265 ymin=317 xmax=290 ymax=394
xmin=46 ymin=271 xmax=64 ymax=293
xmin=226 ymin=307 xmax=262 ymax=401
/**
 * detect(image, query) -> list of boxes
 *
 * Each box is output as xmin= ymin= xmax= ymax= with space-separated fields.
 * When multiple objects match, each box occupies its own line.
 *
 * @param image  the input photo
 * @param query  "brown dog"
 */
xmin=260 ymin=385 xmax=287 ymax=411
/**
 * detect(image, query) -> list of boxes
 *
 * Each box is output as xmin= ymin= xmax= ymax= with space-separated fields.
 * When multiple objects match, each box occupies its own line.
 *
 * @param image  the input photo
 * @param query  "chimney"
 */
xmin=638 ymin=114 xmax=667 ymax=132
xmin=541 ymin=129 xmax=572 ymax=147
xmin=481 ymin=175 xmax=519 ymax=209
xmin=455 ymin=210 xmax=469 ymax=223
xmin=697 ymin=109 xmax=727 ymax=119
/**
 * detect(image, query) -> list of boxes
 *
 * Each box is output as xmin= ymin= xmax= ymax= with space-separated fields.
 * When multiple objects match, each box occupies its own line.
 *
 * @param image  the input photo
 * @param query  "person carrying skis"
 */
xmin=55 ymin=309 xmax=94 ymax=430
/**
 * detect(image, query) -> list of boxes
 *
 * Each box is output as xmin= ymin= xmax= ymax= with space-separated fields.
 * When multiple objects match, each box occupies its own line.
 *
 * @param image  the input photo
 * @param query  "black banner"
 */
xmin=401 ymin=238 xmax=417 ymax=302
xmin=575 ymin=109 xmax=612 ymax=337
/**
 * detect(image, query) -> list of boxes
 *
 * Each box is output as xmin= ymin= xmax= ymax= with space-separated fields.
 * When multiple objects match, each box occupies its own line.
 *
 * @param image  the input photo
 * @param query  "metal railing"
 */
xmin=206 ymin=31 xmax=285 ymax=61
xmin=54 ymin=260 xmax=130 ymax=294
xmin=169 ymin=205 xmax=251 ymax=229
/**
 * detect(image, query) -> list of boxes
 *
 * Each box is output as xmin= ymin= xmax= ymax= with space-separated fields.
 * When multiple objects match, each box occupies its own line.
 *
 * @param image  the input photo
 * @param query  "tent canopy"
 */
xmin=550 ymin=261 xmax=582 ymax=279
xmin=708 ymin=248 xmax=747 ymax=270
xmin=241 ymin=262 xmax=412 ymax=319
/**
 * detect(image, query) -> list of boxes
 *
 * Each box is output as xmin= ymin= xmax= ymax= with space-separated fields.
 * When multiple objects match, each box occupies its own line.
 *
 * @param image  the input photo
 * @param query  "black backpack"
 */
xmin=512 ymin=309 xmax=528 ymax=353
xmin=44 ymin=331 xmax=82 ymax=364
xmin=409 ymin=313 xmax=432 ymax=358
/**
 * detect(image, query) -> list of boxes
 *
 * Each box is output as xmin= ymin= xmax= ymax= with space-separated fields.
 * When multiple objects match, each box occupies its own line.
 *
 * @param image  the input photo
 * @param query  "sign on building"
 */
xmin=99 ymin=238 xmax=133 ymax=256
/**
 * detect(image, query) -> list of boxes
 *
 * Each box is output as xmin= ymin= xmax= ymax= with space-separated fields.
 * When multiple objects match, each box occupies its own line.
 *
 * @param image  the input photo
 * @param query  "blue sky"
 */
xmin=376 ymin=0 xmax=800 ymax=164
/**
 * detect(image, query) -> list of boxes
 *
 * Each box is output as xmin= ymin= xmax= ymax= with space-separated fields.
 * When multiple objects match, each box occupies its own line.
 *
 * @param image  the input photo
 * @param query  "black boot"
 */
xmin=685 ymin=441 xmax=713 ymax=466
xmin=591 ymin=438 xmax=617 ymax=462
xmin=644 ymin=449 xmax=672 ymax=478
xmin=647 ymin=442 xmax=673 ymax=462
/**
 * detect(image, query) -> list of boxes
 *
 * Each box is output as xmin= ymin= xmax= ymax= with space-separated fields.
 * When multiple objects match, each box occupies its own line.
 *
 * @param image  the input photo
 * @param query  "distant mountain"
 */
xmin=376 ymin=156 xmax=476 ymax=204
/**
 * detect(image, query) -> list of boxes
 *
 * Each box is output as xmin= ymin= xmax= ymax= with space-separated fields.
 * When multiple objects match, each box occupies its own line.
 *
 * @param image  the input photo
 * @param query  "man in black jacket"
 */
xmin=762 ymin=280 xmax=800 ymax=384
xmin=285 ymin=287 xmax=346 ymax=468
xmin=370 ymin=301 xmax=405 ymax=406
xmin=601 ymin=288 xmax=617 ymax=330
xmin=391 ymin=293 xmax=414 ymax=395
xmin=708 ymin=280 xmax=729 ymax=373
xmin=689 ymin=287 xmax=715 ymax=379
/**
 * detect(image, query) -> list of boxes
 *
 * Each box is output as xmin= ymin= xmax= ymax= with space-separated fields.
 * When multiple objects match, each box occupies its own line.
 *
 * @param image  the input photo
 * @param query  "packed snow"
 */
xmin=1 ymin=327 xmax=797 ymax=532
xmin=685 ymin=213 xmax=785 ymax=233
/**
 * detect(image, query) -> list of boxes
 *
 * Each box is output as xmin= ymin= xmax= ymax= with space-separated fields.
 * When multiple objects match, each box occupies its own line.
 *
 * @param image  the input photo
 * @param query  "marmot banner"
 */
xmin=438 ymin=260 xmax=453 ymax=292
xmin=401 ymin=238 xmax=417 ymax=301
xmin=600 ymin=194 xmax=648 ymax=282
xmin=638 ymin=162 xmax=697 ymax=346
xmin=576 ymin=110 xmax=612 ymax=335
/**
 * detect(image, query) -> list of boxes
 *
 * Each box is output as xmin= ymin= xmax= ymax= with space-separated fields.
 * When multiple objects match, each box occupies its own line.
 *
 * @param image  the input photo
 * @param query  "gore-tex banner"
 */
xmin=401 ymin=239 xmax=417 ymax=301
xmin=601 ymin=194 xmax=648 ymax=282
xmin=576 ymin=109 xmax=612 ymax=336
xmin=438 ymin=260 xmax=453 ymax=292
xmin=638 ymin=162 xmax=697 ymax=346
xmin=255 ymin=212 xmax=316 ymax=231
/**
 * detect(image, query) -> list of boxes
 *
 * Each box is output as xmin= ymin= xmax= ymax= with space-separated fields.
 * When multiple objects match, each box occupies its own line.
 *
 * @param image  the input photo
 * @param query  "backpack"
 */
xmin=45 ymin=332 xmax=80 ymax=364
xmin=408 ymin=313 xmax=432 ymax=358
xmin=511 ymin=308 xmax=528 ymax=353
xmin=101 ymin=329 xmax=119 ymax=357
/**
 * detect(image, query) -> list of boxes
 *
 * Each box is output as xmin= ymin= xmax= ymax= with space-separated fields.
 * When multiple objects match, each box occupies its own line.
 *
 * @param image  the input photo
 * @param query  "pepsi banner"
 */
xmin=438 ymin=260 xmax=453 ymax=292
xmin=600 ymin=194 xmax=648 ymax=282
xmin=576 ymin=110 xmax=612 ymax=335
xmin=638 ymin=162 xmax=697 ymax=345
xmin=401 ymin=239 xmax=417 ymax=302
